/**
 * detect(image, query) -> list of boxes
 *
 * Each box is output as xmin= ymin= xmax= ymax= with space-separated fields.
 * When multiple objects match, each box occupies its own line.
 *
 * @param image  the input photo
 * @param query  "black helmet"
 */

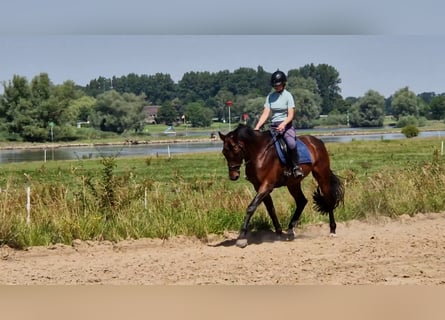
xmin=270 ymin=70 xmax=287 ymax=87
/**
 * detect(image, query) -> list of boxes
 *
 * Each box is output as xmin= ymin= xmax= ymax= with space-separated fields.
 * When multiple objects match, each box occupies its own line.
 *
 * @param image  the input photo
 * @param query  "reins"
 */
xmin=228 ymin=142 xmax=250 ymax=173
xmin=263 ymin=130 xmax=279 ymax=156
xmin=228 ymin=163 xmax=243 ymax=171
xmin=225 ymin=127 xmax=275 ymax=173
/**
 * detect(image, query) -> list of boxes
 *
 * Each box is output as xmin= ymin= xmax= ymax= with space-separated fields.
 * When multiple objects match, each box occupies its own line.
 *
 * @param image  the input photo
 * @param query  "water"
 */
xmin=1 ymin=130 xmax=444 ymax=163
xmin=0 ymin=141 xmax=223 ymax=163
xmin=319 ymin=130 xmax=444 ymax=143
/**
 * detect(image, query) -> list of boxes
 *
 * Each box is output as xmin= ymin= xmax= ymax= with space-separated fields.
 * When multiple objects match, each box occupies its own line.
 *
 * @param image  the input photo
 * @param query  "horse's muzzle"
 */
xmin=229 ymin=171 xmax=240 ymax=181
xmin=228 ymin=164 xmax=241 ymax=181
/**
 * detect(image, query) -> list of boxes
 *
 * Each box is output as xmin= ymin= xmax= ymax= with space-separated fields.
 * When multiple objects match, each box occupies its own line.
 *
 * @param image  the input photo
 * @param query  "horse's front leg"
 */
xmin=236 ymin=190 xmax=269 ymax=248
xmin=262 ymin=194 xmax=283 ymax=237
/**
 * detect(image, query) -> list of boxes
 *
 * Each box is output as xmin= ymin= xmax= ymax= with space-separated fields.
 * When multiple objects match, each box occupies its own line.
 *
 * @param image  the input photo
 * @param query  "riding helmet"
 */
xmin=270 ymin=70 xmax=287 ymax=87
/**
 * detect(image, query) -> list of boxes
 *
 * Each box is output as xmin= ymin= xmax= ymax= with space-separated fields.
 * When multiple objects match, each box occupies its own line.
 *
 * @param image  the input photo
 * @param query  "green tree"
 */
xmin=157 ymin=103 xmax=179 ymax=125
xmin=289 ymin=63 xmax=342 ymax=114
xmin=418 ymin=92 xmax=436 ymax=105
xmin=227 ymin=67 xmax=258 ymax=95
xmin=242 ymin=96 xmax=264 ymax=126
xmin=0 ymin=75 xmax=46 ymax=141
xmin=213 ymin=88 xmax=235 ymax=122
xmin=429 ymin=95 xmax=445 ymax=120
xmin=349 ymin=90 xmax=385 ymax=127
xmin=91 ymin=91 xmax=146 ymax=134
xmin=37 ymin=78 xmax=84 ymax=142
xmin=43 ymin=80 xmax=82 ymax=126
xmin=30 ymin=73 xmax=51 ymax=104
xmin=69 ymin=95 xmax=97 ymax=123
xmin=1 ymin=74 xmax=87 ymax=142
xmin=344 ymin=96 xmax=359 ymax=114
xmin=391 ymin=87 xmax=420 ymax=120
xmin=177 ymin=71 xmax=218 ymax=105
xmin=185 ymin=101 xmax=213 ymax=127
xmin=287 ymin=76 xmax=322 ymax=128
xmin=84 ymin=76 xmax=113 ymax=97
xmin=143 ymin=73 xmax=176 ymax=105
xmin=1 ymin=75 xmax=32 ymax=124
xmin=254 ymin=66 xmax=272 ymax=96
xmin=292 ymin=88 xmax=322 ymax=128
xmin=110 ymin=73 xmax=176 ymax=105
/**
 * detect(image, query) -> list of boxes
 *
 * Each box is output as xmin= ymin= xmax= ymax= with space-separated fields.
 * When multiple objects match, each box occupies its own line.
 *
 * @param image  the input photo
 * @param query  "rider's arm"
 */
xmin=254 ymin=107 xmax=270 ymax=130
xmin=277 ymin=107 xmax=294 ymax=132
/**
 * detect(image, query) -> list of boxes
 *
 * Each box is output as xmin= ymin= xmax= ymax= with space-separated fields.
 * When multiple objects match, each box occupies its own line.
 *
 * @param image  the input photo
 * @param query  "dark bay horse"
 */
xmin=219 ymin=124 xmax=344 ymax=248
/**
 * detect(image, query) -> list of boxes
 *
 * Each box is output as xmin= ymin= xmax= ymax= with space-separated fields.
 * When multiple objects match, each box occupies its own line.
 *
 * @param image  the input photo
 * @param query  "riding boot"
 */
xmin=288 ymin=147 xmax=304 ymax=178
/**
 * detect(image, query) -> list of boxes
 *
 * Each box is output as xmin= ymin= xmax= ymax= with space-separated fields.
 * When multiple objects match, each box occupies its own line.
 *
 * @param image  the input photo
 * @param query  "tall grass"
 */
xmin=0 ymin=137 xmax=445 ymax=248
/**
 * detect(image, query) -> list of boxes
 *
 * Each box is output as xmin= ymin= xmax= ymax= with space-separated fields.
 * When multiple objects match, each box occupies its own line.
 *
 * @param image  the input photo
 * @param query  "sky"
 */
xmin=1 ymin=0 xmax=444 ymax=98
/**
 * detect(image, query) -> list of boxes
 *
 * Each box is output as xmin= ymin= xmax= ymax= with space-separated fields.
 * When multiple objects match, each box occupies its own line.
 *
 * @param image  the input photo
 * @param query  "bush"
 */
xmin=396 ymin=116 xmax=427 ymax=128
xmin=314 ymin=113 xmax=347 ymax=127
xmin=396 ymin=116 xmax=418 ymax=128
xmin=54 ymin=126 xmax=81 ymax=141
xmin=401 ymin=125 xmax=419 ymax=138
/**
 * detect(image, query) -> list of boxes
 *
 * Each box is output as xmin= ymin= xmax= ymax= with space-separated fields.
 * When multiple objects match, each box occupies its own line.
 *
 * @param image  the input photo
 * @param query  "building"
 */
xmin=142 ymin=105 xmax=160 ymax=124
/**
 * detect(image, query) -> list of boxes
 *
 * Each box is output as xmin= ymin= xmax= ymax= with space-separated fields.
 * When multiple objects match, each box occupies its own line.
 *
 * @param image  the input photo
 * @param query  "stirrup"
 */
xmin=293 ymin=167 xmax=304 ymax=178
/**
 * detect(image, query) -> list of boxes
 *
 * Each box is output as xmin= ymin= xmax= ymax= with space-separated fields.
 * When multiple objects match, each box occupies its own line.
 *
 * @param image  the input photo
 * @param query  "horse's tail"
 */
xmin=313 ymin=170 xmax=344 ymax=215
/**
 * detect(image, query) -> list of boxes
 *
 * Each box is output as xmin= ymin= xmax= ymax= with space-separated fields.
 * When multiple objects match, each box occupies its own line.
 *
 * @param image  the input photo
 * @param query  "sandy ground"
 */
xmin=1 ymin=212 xmax=444 ymax=285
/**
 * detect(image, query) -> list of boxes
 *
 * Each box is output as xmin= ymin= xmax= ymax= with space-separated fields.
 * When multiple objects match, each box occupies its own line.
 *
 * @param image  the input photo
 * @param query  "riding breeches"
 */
xmin=271 ymin=123 xmax=296 ymax=150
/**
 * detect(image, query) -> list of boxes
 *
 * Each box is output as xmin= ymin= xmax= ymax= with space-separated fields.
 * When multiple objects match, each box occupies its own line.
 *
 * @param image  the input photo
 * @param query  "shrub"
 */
xmin=396 ymin=116 xmax=427 ymax=128
xmin=401 ymin=125 xmax=419 ymax=138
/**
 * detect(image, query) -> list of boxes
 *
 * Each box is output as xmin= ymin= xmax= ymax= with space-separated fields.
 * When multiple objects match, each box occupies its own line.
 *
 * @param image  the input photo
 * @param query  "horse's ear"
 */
xmin=218 ymin=132 xmax=226 ymax=141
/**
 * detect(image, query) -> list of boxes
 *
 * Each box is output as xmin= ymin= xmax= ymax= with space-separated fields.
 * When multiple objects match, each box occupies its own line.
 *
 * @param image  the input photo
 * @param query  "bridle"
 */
xmin=225 ymin=140 xmax=247 ymax=174
xmin=228 ymin=162 xmax=243 ymax=173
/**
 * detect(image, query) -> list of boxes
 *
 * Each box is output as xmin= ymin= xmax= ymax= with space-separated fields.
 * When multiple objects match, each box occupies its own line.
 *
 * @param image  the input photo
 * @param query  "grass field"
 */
xmin=0 ymin=130 xmax=444 ymax=248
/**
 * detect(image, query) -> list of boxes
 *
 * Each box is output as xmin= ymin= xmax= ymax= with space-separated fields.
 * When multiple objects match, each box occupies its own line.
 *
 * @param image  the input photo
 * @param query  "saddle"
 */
xmin=270 ymin=130 xmax=312 ymax=166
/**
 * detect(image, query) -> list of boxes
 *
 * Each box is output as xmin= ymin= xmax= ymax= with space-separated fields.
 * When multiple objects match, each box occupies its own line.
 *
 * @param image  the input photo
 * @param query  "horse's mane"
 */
xmin=234 ymin=124 xmax=262 ymax=141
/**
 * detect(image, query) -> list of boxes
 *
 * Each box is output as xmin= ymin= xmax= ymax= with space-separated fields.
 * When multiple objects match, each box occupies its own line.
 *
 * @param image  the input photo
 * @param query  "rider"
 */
xmin=254 ymin=70 xmax=304 ymax=178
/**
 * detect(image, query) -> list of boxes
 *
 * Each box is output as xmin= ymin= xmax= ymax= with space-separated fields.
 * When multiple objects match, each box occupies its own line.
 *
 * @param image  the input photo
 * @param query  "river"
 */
xmin=0 ymin=130 xmax=444 ymax=163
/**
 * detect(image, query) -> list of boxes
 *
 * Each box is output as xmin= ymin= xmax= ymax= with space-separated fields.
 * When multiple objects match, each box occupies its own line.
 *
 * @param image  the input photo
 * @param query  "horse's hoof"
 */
xmin=275 ymin=232 xmax=284 ymax=241
xmin=285 ymin=229 xmax=295 ymax=241
xmin=236 ymin=239 xmax=248 ymax=248
xmin=329 ymin=233 xmax=337 ymax=238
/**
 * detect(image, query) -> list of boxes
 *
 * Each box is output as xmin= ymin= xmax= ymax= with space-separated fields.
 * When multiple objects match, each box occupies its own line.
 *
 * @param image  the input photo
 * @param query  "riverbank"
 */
xmin=0 ymin=127 xmax=444 ymax=151
xmin=0 ymin=137 xmax=216 ymax=151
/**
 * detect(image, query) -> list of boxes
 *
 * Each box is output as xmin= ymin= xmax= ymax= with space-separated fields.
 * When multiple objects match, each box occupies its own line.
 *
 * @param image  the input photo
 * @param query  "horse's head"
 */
xmin=219 ymin=130 xmax=245 ymax=181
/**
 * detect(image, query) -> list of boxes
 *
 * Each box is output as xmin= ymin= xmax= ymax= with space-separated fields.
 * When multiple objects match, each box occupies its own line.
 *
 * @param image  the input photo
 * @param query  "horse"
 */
xmin=219 ymin=124 xmax=344 ymax=248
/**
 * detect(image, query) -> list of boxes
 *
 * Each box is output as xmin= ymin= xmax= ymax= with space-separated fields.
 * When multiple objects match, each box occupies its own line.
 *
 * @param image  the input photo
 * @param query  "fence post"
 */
xmin=26 ymin=186 xmax=31 ymax=224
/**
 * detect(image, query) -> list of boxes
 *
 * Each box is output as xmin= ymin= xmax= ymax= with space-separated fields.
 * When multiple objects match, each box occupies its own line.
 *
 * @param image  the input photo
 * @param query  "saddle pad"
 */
xmin=275 ymin=137 xmax=312 ymax=165
xmin=296 ymin=138 xmax=312 ymax=164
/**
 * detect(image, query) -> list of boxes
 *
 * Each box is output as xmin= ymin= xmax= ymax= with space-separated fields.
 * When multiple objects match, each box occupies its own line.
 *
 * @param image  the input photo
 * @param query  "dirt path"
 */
xmin=1 ymin=212 xmax=444 ymax=285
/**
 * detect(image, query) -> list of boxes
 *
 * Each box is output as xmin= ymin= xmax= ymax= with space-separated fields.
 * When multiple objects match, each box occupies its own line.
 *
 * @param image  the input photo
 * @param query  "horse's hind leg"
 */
xmin=328 ymin=209 xmax=336 ymax=236
xmin=312 ymin=170 xmax=342 ymax=236
xmin=286 ymin=184 xmax=307 ymax=239
xmin=262 ymin=194 xmax=283 ymax=237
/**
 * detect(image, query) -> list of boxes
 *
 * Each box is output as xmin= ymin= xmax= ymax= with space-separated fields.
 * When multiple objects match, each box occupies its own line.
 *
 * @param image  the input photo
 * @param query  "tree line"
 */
xmin=1 ymin=64 xmax=445 ymax=142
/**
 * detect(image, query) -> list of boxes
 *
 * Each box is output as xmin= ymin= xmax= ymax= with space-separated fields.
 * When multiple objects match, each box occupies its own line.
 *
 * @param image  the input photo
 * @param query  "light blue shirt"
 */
xmin=264 ymin=89 xmax=295 ymax=123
